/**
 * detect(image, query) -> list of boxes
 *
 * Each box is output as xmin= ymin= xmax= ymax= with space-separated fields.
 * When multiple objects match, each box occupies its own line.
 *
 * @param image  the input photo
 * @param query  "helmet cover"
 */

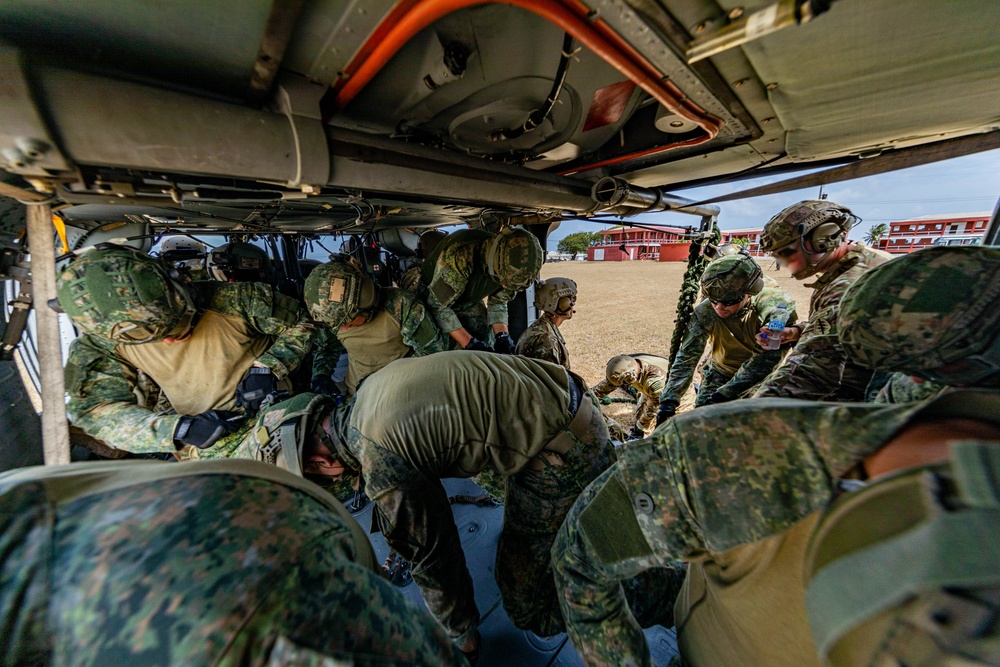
xmin=838 ymin=246 xmax=1000 ymax=385
xmin=483 ymin=228 xmax=544 ymax=290
xmin=303 ymin=257 xmax=380 ymax=328
xmin=606 ymin=355 xmax=640 ymax=386
xmin=57 ymin=244 xmax=195 ymax=344
xmin=700 ymin=254 xmax=764 ymax=305
xmin=760 ymin=200 xmax=858 ymax=278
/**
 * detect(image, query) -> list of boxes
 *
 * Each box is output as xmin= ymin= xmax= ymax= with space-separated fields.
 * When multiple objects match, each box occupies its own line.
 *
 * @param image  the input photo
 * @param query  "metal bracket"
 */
xmin=274 ymin=78 xmax=331 ymax=189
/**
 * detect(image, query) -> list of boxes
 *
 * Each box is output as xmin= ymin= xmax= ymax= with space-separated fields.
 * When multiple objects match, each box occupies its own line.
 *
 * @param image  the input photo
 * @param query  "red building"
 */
xmin=588 ymin=224 xmax=687 ymax=261
xmin=884 ymin=212 xmax=990 ymax=254
xmin=719 ymin=227 xmax=765 ymax=256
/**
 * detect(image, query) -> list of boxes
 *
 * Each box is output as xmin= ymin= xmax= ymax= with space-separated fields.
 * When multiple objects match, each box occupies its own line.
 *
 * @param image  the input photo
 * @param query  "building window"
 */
xmin=917 ymin=225 xmax=925 ymax=230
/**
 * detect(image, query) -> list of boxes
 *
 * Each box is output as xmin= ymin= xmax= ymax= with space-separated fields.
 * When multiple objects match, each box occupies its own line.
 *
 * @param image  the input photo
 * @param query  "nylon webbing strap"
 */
xmin=276 ymin=422 xmax=301 ymax=474
xmin=806 ymin=510 xmax=1000 ymax=657
xmin=951 ymin=440 xmax=1000 ymax=508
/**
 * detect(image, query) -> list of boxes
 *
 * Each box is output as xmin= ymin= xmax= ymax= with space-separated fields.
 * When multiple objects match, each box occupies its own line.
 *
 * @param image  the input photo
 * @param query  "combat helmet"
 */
xmin=704 ymin=242 xmax=745 ymax=259
xmin=57 ymin=244 xmax=196 ymax=344
xmin=606 ymin=355 xmax=640 ymax=386
xmin=483 ymin=227 xmax=544 ymax=290
xmin=700 ymin=253 xmax=763 ymax=306
xmin=303 ymin=256 xmax=381 ymax=328
xmin=838 ymin=246 xmax=1000 ymax=387
xmin=534 ymin=277 xmax=577 ymax=317
xmin=760 ymin=200 xmax=859 ymax=278
xmin=208 ymin=242 xmax=274 ymax=283
xmin=805 ymin=435 xmax=1000 ymax=667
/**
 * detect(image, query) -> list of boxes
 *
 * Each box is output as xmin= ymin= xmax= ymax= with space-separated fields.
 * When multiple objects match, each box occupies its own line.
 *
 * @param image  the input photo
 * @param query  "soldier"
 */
xmin=515 ymin=277 xmax=576 ymax=369
xmin=398 ymin=228 xmax=448 ymax=293
xmin=0 ymin=459 xmax=465 ymax=666
xmin=58 ymin=244 xmax=313 ymax=457
xmin=422 ymin=226 xmax=544 ymax=353
xmin=656 ymin=252 xmax=796 ymax=425
xmin=753 ymin=200 xmax=893 ymax=401
xmin=592 ymin=354 xmax=669 ymax=439
xmin=551 ymin=244 xmax=1000 ymax=667
xmin=207 ymin=241 xmax=276 ymax=284
xmin=238 ymin=352 xmax=614 ymax=661
xmin=306 ymin=256 xmax=448 ymax=396
xmin=158 ymin=234 xmax=209 ymax=280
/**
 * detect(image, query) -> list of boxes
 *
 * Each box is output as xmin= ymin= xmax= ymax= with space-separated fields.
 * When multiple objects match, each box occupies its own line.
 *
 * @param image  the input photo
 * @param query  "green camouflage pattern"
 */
xmin=0 ymin=460 xmax=466 ymax=666
xmin=592 ymin=356 xmax=667 ymax=434
xmin=660 ymin=287 xmax=796 ymax=407
xmin=700 ymin=254 xmax=763 ymax=303
xmin=759 ymin=200 xmax=852 ymax=253
xmin=312 ymin=286 xmax=448 ymax=384
xmin=873 ymin=373 xmax=948 ymax=403
xmin=754 ymin=244 xmax=892 ymax=401
xmin=552 ymin=392 xmax=1000 ymax=666
xmin=515 ymin=314 xmax=571 ymax=370
xmin=303 ymin=259 xmax=376 ymax=328
xmin=57 ymin=245 xmax=192 ymax=343
xmin=421 ymin=228 xmax=522 ymax=335
xmin=485 ymin=228 xmax=544 ymax=291
xmin=64 ymin=281 xmax=314 ymax=454
xmin=838 ymin=245 xmax=1000 ymax=374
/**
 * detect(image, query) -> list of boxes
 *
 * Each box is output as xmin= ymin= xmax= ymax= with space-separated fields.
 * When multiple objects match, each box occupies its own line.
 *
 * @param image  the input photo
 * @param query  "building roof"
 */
xmin=892 ymin=211 xmax=991 ymax=223
xmin=720 ymin=227 xmax=764 ymax=234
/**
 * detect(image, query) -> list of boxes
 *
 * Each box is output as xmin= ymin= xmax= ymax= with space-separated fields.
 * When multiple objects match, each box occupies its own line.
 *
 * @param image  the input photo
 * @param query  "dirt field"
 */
xmin=538 ymin=259 xmax=816 ymax=429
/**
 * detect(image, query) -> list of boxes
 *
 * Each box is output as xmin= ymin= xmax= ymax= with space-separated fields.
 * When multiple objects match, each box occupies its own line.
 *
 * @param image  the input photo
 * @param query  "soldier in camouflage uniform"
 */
xmin=306 ymin=257 xmax=447 ymax=396
xmin=592 ymin=354 xmax=669 ymax=439
xmin=753 ymin=200 xmax=893 ymax=401
xmin=57 ymin=245 xmax=313 ymax=457
xmin=0 ymin=459 xmax=465 ymax=666
xmin=656 ymin=252 xmax=796 ymax=425
xmin=551 ymin=244 xmax=1000 ymax=667
xmin=421 ymin=227 xmax=544 ymax=353
xmin=515 ymin=277 xmax=576 ymax=370
xmin=241 ymin=352 xmax=614 ymax=659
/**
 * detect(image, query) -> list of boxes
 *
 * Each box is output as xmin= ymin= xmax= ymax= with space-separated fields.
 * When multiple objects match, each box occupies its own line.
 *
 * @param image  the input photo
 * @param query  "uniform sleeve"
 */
xmin=311 ymin=328 xmax=346 ymax=382
xmin=753 ymin=281 xmax=848 ymax=400
xmin=659 ymin=306 xmax=711 ymax=406
xmin=591 ymin=379 xmax=616 ymax=399
xmin=515 ymin=326 xmax=560 ymax=366
xmin=225 ymin=282 xmax=315 ymax=379
xmin=639 ymin=367 xmax=666 ymax=401
xmin=65 ymin=335 xmax=180 ymax=453
xmin=486 ymin=287 xmax=518 ymax=326
xmin=426 ymin=243 xmax=474 ymax=333
xmin=391 ymin=290 xmax=449 ymax=356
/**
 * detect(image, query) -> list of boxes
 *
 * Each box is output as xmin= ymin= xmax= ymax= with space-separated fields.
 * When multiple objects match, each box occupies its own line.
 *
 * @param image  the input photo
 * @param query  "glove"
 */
xmin=464 ymin=337 xmax=495 ymax=353
xmin=236 ymin=366 xmax=278 ymax=414
xmin=656 ymin=402 xmax=677 ymax=426
xmin=599 ymin=396 xmax=613 ymax=406
xmin=626 ymin=426 xmax=645 ymax=441
xmin=493 ymin=331 xmax=516 ymax=355
xmin=174 ymin=410 xmax=246 ymax=449
xmin=700 ymin=391 xmax=731 ymax=406
xmin=311 ymin=375 xmax=342 ymax=399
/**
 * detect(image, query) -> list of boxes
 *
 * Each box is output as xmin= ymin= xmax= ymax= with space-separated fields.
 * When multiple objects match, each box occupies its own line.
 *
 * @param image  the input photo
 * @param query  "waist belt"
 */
xmin=542 ymin=372 xmax=593 ymax=457
xmin=567 ymin=371 xmax=584 ymax=417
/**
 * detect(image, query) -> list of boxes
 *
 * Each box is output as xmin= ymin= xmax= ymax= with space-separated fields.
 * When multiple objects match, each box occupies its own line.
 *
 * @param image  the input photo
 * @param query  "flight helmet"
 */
xmin=208 ymin=242 xmax=274 ymax=283
xmin=760 ymin=200 xmax=859 ymax=278
xmin=700 ymin=253 xmax=764 ymax=306
xmin=534 ymin=277 xmax=577 ymax=317
xmin=159 ymin=235 xmax=207 ymax=271
xmin=304 ymin=256 xmax=381 ymax=328
xmin=606 ymin=355 xmax=640 ymax=386
xmin=483 ymin=227 xmax=544 ymax=290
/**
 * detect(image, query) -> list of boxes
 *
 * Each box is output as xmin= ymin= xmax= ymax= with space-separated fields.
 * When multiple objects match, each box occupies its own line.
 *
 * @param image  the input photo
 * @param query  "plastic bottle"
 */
xmin=763 ymin=305 xmax=790 ymax=350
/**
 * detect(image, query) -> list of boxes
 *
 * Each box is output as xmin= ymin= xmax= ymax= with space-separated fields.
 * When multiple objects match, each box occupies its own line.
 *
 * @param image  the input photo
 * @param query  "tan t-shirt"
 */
xmin=337 ymin=309 xmax=411 ymax=395
xmin=675 ymin=511 xmax=823 ymax=667
xmin=708 ymin=307 xmax=762 ymax=376
xmin=117 ymin=310 xmax=271 ymax=415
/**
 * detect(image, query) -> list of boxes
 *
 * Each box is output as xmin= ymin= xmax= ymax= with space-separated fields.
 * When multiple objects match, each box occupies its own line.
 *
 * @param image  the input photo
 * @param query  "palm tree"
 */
xmin=864 ymin=223 xmax=888 ymax=246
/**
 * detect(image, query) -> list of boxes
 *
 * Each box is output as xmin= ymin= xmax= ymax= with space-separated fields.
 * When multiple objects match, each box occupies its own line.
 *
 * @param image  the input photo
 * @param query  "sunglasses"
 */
xmin=709 ymin=295 xmax=745 ymax=307
xmin=772 ymin=246 xmax=799 ymax=259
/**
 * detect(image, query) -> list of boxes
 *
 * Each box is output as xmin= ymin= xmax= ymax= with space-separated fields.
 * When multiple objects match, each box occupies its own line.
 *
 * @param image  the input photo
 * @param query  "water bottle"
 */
xmin=763 ymin=305 xmax=789 ymax=350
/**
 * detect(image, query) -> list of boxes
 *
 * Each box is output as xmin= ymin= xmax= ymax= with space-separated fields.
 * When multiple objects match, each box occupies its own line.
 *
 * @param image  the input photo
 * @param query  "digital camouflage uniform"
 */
xmin=754 ymin=244 xmax=892 ymax=401
xmin=0 ymin=459 xmax=465 ymax=666
xmin=320 ymin=352 xmax=614 ymax=643
xmin=660 ymin=287 xmax=796 ymax=409
xmin=873 ymin=373 xmax=947 ymax=403
xmin=551 ymin=391 xmax=1000 ymax=667
xmin=592 ymin=354 xmax=668 ymax=435
xmin=64 ymin=280 xmax=313 ymax=455
xmin=421 ymin=229 xmax=535 ymax=346
xmin=515 ymin=313 xmax=571 ymax=370
xmin=311 ymin=287 xmax=448 ymax=395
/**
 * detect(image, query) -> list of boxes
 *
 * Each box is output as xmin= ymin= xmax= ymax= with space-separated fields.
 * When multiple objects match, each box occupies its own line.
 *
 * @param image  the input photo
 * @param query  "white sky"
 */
xmin=548 ymin=148 xmax=1000 ymax=249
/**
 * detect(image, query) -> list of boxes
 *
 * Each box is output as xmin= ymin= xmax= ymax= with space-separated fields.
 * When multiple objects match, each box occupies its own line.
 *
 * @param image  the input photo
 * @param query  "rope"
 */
xmin=668 ymin=221 xmax=720 ymax=366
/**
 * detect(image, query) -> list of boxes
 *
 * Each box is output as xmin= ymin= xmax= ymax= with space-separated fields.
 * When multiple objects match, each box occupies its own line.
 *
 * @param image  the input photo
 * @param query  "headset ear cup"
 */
xmin=810 ymin=222 xmax=844 ymax=253
xmin=557 ymin=296 xmax=572 ymax=313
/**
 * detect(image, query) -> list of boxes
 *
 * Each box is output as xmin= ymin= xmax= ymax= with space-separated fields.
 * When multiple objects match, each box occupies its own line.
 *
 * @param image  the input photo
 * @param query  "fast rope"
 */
xmin=668 ymin=221 xmax=720 ymax=366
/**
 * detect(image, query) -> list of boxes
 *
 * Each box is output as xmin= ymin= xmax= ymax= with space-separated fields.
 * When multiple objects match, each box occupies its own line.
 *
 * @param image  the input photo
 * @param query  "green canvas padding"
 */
xmin=951 ymin=440 xmax=1000 ymax=509
xmin=806 ymin=510 xmax=1000 ymax=657
xmin=578 ymin=472 xmax=654 ymax=564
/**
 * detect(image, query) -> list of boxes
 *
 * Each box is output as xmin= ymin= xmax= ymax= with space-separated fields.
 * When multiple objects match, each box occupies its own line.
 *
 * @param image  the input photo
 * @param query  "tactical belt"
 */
xmin=537 ymin=372 xmax=592 ymax=461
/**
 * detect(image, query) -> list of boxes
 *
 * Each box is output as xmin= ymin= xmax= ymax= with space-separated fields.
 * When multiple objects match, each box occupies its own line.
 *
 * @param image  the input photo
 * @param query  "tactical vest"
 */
xmin=422 ymin=228 xmax=501 ymax=304
xmin=805 ymin=441 xmax=1000 ymax=666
